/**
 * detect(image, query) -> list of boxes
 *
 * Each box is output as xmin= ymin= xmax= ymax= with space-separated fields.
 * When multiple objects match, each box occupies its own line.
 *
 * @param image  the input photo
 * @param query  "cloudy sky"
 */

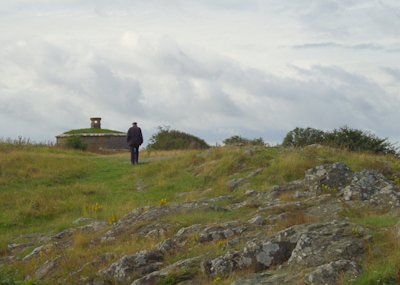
xmin=1 ymin=0 xmax=399 ymax=146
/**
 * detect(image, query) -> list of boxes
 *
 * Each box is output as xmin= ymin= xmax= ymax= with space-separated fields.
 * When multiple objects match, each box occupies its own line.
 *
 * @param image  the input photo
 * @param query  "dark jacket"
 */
xmin=127 ymin=125 xmax=143 ymax=147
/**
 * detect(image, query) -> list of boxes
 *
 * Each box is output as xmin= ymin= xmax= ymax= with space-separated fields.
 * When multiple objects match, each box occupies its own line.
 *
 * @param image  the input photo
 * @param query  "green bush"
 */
xmin=147 ymin=126 xmax=209 ymax=150
xmin=64 ymin=136 xmax=88 ymax=151
xmin=223 ymin=135 xmax=265 ymax=146
xmin=282 ymin=126 xmax=397 ymax=155
xmin=282 ymin=127 xmax=326 ymax=147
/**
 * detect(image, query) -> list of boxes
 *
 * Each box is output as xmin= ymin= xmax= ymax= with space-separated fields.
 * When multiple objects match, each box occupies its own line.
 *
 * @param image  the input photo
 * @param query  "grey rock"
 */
xmin=248 ymin=215 xmax=266 ymax=225
xmin=99 ymin=250 xmax=164 ymax=283
xmin=225 ymin=177 xmax=246 ymax=190
xmin=79 ymin=221 xmax=109 ymax=233
xmin=101 ymin=202 xmax=226 ymax=242
xmin=7 ymin=242 xmax=34 ymax=252
xmin=131 ymin=257 xmax=199 ymax=285
xmin=305 ymin=195 xmax=343 ymax=221
xmin=245 ymin=189 xmax=258 ymax=196
xmin=226 ymin=168 xmax=264 ymax=190
xmin=175 ymin=224 xmax=203 ymax=240
xmin=203 ymin=220 xmax=369 ymax=277
xmin=305 ymin=163 xmax=353 ymax=194
xmin=35 ymin=256 xmax=62 ymax=279
xmin=135 ymin=223 xmax=171 ymax=239
xmin=198 ymin=223 xmax=247 ymax=243
xmin=287 ymin=221 xmax=368 ymax=267
xmin=51 ymin=228 xmax=75 ymax=240
xmin=156 ymin=239 xmax=177 ymax=255
xmin=203 ymin=239 xmax=295 ymax=276
xmin=73 ymin=217 xmax=96 ymax=225
xmin=343 ymin=170 xmax=398 ymax=204
xmin=305 ymin=259 xmax=362 ymax=285
xmin=294 ymin=190 xmax=312 ymax=199
xmin=23 ymin=245 xmax=48 ymax=262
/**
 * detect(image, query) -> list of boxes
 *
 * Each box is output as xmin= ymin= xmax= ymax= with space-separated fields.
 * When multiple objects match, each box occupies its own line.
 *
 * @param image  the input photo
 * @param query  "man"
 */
xmin=127 ymin=122 xmax=143 ymax=165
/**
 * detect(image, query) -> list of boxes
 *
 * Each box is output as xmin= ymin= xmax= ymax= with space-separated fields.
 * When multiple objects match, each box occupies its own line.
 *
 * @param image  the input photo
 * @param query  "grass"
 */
xmin=2 ymin=142 xmax=400 ymax=284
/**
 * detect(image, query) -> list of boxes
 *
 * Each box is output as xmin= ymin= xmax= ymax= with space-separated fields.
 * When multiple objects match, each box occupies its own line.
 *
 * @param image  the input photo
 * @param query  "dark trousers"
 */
xmin=130 ymin=146 xmax=140 ymax=164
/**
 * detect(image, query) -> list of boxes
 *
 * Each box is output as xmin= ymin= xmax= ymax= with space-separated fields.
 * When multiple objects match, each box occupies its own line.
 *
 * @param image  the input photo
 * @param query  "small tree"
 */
xmin=282 ymin=126 xmax=397 ymax=155
xmin=147 ymin=126 xmax=209 ymax=150
xmin=282 ymin=127 xmax=326 ymax=147
xmin=223 ymin=135 xmax=265 ymax=146
xmin=328 ymin=126 xmax=397 ymax=154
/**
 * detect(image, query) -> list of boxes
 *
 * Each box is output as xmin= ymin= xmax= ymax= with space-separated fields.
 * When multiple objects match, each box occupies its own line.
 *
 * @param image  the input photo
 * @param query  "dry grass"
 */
xmin=278 ymin=191 xmax=296 ymax=202
xmin=275 ymin=210 xmax=316 ymax=231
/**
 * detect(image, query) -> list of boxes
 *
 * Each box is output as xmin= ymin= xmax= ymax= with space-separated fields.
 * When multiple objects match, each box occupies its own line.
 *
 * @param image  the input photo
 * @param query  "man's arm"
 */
xmin=127 ymin=129 xmax=131 ymax=143
xmin=139 ymin=129 xmax=143 ymax=145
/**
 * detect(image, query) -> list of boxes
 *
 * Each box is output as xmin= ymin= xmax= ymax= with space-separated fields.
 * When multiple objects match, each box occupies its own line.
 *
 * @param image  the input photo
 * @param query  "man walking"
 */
xmin=127 ymin=122 xmax=143 ymax=165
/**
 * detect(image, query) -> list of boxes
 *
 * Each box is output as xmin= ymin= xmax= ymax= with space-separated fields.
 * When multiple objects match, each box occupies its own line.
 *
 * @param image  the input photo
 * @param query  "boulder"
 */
xmin=131 ymin=257 xmax=199 ymax=285
xmin=198 ymin=223 xmax=247 ymax=243
xmin=343 ymin=170 xmax=399 ymax=204
xmin=287 ymin=221 xmax=368 ymax=267
xmin=101 ymin=203 xmax=227 ymax=242
xmin=305 ymin=163 xmax=353 ymax=194
xmin=304 ymin=259 xmax=362 ymax=285
xmin=202 ymin=220 xmax=369 ymax=277
xmin=35 ymin=256 xmax=62 ymax=279
xmin=202 ymin=239 xmax=295 ymax=276
xmin=248 ymin=215 xmax=266 ymax=225
xmin=99 ymin=250 xmax=164 ymax=284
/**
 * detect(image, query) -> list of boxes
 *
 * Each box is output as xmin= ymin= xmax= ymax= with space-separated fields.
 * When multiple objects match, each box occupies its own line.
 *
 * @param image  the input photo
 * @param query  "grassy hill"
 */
xmin=1 ymin=142 xmax=400 ymax=284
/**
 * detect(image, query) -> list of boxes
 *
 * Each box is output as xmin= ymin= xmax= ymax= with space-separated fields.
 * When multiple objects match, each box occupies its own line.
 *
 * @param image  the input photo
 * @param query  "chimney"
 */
xmin=90 ymin=117 xmax=101 ymax=129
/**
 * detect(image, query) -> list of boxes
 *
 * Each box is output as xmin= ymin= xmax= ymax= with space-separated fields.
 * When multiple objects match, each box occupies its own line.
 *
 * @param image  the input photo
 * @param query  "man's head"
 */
xmin=133 ymin=122 xmax=137 ymax=126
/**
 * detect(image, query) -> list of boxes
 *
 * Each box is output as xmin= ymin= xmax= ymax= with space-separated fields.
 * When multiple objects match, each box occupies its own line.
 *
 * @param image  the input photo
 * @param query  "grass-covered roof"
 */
xmin=63 ymin=128 xmax=124 ymax=135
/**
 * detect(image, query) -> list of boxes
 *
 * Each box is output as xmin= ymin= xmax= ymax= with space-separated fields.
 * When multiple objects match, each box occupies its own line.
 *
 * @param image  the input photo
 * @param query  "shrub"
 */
xmin=282 ymin=127 xmax=326 ymax=147
xmin=147 ymin=126 xmax=209 ymax=150
xmin=64 ymin=136 xmax=88 ymax=151
xmin=282 ymin=126 xmax=397 ymax=155
xmin=223 ymin=135 xmax=265 ymax=146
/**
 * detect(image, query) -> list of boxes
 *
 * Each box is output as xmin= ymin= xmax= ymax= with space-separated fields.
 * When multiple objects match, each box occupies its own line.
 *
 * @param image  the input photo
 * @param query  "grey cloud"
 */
xmin=1 ymin=1 xmax=400 ymax=144
xmin=382 ymin=67 xmax=400 ymax=80
xmin=271 ymin=0 xmax=400 ymax=39
xmin=291 ymin=42 xmax=392 ymax=52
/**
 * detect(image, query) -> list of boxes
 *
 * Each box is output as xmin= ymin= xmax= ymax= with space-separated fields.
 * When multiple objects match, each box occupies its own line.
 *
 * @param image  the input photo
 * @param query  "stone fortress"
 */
xmin=56 ymin=117 xmax=128 ymax=152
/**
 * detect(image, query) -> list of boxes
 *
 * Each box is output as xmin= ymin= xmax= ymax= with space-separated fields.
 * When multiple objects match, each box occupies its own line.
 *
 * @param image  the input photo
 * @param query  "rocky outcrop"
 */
xmin=202 ymin=220 xmax=368 ymax=280
xmin=99 ymin=250 xmax=164 ymax=284
xmin=305 ymin=163 xmax=353 ymax=194
xmin=101 ymin=202 xmax=227 ymax=242
xmin=35 ymin=256 xmax=62 ymax=279
xmin=343 ymin=170 xmax=400 ymax=208
xmin=286 ymin=221 xmax=368 ymax=267
xmin=304 ymin=259 xmax=362 ymax=285
xmin=131 ymin=257 xmax=200 ymax=285
xmin=202 ymin=238 xmax=294 ymax=276
xmin=198 ymin=223 xmax=247 ymax=243
xmin=225 ymin=168 xmax=264 ymax=190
